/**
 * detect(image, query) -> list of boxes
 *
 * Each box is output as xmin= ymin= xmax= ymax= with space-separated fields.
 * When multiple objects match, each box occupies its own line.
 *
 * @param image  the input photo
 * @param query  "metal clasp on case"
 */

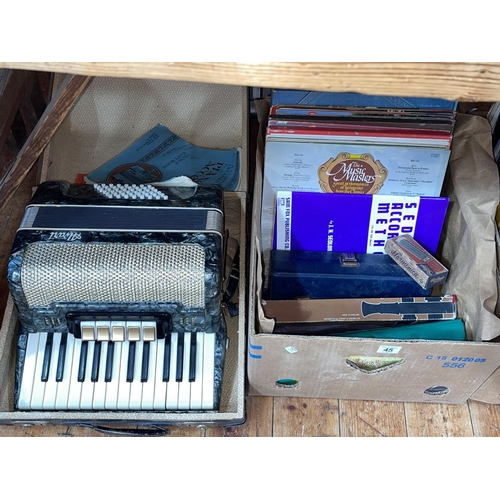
xmin=340 ymin=253 xmax=359 ymax=267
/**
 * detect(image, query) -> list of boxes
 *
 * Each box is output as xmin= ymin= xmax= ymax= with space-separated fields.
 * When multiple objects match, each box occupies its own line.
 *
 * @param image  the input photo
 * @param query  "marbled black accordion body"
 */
xmin=7 ymin=181 xmax=227 ymax=412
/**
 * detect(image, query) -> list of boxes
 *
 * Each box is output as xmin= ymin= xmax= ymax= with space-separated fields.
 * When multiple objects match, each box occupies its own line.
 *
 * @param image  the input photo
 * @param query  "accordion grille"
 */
xmin=21 ymin=242 xmax=206 ymax=308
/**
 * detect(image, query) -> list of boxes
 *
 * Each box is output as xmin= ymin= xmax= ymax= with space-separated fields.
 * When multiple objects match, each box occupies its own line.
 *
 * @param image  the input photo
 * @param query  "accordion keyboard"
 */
xmin=17 ymin=325 xmax=216 ymax=411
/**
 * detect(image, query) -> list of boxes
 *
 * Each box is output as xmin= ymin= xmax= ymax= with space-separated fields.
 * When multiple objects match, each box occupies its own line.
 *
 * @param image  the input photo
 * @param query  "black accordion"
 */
xmin=7 ymin=181 xmax=227 ymax=412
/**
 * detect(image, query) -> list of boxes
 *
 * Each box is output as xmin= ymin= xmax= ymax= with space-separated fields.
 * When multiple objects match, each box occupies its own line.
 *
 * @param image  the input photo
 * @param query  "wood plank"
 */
xmin=18 ymin=93 xmax=40 ymax=134
xmin=339 ymin=400 xmax=407 ymax=437
xmin=0 ymin=74 xmax=91 ymax=213
xmin=273 ymin=397 xmax=340 ymax=437
xmin=468 ymin=400 xmax=500 ymax=436
xmin=0 ymin=70 xmax=32 ymax=155
xmin=2 ymin=62 xmax=500 ymax=101
xmin=206 ymin=396 xmax=273 ymax=436
xmin=0 ymin=165 xmax=37 ymax=316
xmin=405 ymin=402 xmax=473 ymax=437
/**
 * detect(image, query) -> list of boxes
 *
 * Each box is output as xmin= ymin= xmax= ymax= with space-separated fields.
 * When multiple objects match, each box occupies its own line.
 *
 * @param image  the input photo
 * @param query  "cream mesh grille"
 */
xmin=21 ymin=242 xmax=205 ymax=308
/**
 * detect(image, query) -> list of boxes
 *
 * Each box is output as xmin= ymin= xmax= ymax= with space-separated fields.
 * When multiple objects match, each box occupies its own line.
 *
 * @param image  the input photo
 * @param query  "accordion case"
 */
xmin=7 ymin=181 xmax=228 ymax=414
xmin=269 ymin=249 xmax=431 ymax=301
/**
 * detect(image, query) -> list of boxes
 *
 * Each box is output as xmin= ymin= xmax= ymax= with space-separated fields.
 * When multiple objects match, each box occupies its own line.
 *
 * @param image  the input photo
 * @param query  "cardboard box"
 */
xmin=0 ymin=76 xmax=248 ymax=428
xmin=247 ymin=107 xmax=500 ymax=404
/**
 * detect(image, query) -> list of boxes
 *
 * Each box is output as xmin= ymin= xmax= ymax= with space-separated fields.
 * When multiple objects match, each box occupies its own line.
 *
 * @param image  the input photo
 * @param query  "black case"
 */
xmin=269 ymin=250 xmax=430 ymax=300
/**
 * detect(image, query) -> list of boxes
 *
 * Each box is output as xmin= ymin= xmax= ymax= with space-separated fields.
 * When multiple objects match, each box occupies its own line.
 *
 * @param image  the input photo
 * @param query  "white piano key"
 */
xmin=117 ymin=340 xmax=131 ymax=410
xmin=42 ymin=331 xmax=62 ymax=410
xmin=177 ymin=332 xmax=192 ymax=410
xmin=55 ymin=333 xmax=76 ymax=410
xmin=30 ymin=332 xmax=48 ymax=409
xmin=104 ymin=341 xmax=122 ymax=410
xmin=18 ymin=333 xmax=41 ymax=410
xmin=141 ymin=340 xmax=157 ymax=410
xmin=189 ymin=332 xmax=204 ymax=410
xmin=128 ymin=339 xmax=144 ymax=410
xmin=92 ymin=341 xmax=109 ymax=409
xmin=166 ymin=332 xmax=179 ymax=410
xmin=152 ymin=337 xmax=167 ymax=410
xmin=67 ymin=338 xmax=83 ymax=410
xmin=202 ymin=332 xmax=215 ymax=410
xmin=79 ymin=340 xmax=95 ymax=410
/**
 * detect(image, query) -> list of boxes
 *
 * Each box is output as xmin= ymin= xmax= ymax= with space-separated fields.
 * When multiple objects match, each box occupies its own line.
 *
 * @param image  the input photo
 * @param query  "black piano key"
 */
xmin=127 ymin=342 xmax=136 ymax=382
xmin=141 ymin=342 xmax=150 ymax=382
xmin=41 ymin=332 xmax=54 ymax=382
xmin=55 ymin=332 xmax=68 ymax=382
xmin=105 ymin=342 xmax=115 ymax=382
xmin=162 ymin=333 xmax=171 ymax=382
xmin=91 ymin=341 xmax=102 ymax=382
xmin=176 ymin=332 xmax=184 ymax=382
xmin=78 ymin=341 xmax=89 ymax=382
xmin=189 ymin=332 xmax=197 ymax=382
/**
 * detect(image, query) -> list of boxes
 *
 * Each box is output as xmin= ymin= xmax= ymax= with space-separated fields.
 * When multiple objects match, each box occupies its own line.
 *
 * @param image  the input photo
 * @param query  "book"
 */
xmin=273 ymin=190 xmax=449 ymax=255
xmin=270 ymin=319 xmax=466 ymax=341
xmin=268 ymin=116 xmax=455 ymax=134
xmin=270 ymin=90 xmax=458 ymax=111
xmin=262 ymin=295 xmax=457 ymax=323
xmin=270 ymin=106 xmax=456 ymax=123
xmin=84 ymin=123 xmax=241 ymax=191
xmin=266 ymin=126 xmax=452 ymax=149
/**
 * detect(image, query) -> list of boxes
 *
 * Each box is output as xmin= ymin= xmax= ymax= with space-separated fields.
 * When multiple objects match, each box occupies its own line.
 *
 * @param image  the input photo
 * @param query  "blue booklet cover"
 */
xmin=85 ymin=124 xmax=241 ymax=191
xmin=274 ymin=191 xmax=449 ymax=255
xmin=270 ymin=90 xmax=458 ymax=111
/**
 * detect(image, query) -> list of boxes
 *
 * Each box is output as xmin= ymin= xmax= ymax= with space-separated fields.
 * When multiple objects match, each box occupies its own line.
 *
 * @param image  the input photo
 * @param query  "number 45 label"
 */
xmin=377 ymin=345 xmax=402 ymax=354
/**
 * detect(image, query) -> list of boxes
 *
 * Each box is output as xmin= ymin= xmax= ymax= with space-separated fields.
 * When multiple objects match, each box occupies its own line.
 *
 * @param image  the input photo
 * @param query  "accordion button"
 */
xmin=143 ymin=325 xmax=156 ymax=342
xmin=81 ymin=325 xmax=95 ymax=341
xmin=111 ymin=325 xmax=125 ymax=342
xmin=97 ymin=326 xmax=111 ymax=341
xmin=128 ymin=326 xmax=141 ymax=342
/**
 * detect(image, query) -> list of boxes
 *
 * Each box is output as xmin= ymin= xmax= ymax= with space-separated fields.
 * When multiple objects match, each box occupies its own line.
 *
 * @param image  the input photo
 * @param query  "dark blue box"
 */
xmin=269 ymin=250 xmax=431 ymax=300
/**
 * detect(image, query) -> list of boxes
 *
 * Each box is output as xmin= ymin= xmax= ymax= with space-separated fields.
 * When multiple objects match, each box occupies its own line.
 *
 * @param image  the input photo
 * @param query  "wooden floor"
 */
xmin=2 ymin=397 xmax=500 ymax=437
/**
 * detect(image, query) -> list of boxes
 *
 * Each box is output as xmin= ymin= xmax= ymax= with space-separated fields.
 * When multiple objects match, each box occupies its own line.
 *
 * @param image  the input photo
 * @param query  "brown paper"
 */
xmin=440 ymin=114 xmax=500 ymax=341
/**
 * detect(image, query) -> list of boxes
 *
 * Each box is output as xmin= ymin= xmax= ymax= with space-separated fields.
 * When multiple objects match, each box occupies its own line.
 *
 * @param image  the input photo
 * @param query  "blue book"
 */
xmin=274 ymin=191 xmax=449 ymax=255
xmin=270 ymin=89 xmax=458 ymax=111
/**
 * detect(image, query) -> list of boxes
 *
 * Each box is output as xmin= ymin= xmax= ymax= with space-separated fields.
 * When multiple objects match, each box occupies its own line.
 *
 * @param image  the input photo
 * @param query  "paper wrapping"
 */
xmin=440 ymin=114 xmax=500 ymax=341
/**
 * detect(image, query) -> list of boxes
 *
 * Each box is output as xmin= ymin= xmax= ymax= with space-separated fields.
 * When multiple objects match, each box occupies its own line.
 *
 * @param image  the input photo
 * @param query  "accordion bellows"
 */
xmin=21 ymin=242 xmax=206 ymax=308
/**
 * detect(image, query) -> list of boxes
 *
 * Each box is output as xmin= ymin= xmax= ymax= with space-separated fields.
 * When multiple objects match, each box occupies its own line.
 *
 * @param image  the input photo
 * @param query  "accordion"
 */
xmin=7 ymin=181 xmax=228 ymax=412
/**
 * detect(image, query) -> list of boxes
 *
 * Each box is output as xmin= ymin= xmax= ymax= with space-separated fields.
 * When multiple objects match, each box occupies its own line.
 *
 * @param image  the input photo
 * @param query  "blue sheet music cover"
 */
xmin=274 ymin=191 xmax=449 ymax=255
xmin=270 ymin=90 xmax=458 ymax=110
xmin=84 ymin=124 xmax=241 ymax=191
